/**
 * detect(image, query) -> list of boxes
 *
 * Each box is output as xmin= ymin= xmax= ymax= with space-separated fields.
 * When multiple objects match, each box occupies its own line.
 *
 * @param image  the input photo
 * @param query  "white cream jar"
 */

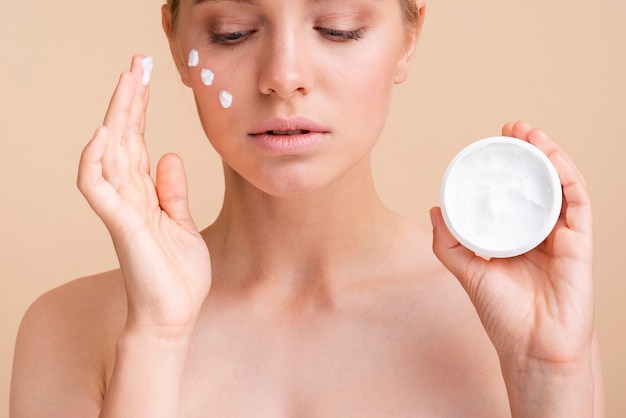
xmin=440 ymin=136 xmax=562 ymax=258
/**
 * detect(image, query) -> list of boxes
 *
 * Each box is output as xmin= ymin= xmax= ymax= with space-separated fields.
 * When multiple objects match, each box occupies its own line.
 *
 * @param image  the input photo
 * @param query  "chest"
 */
xmin=173 ymin=307 xmax=507 ymax=417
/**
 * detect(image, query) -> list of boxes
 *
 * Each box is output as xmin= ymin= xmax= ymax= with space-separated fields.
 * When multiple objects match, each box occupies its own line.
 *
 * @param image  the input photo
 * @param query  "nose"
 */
xmin=258 ymin=27 xmax=313 ymax=99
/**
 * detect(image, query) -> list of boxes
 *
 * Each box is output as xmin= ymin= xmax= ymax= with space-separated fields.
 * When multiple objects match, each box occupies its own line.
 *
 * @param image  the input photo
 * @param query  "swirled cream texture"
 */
xmin=441 ymin=137 xmax=562 ymax=258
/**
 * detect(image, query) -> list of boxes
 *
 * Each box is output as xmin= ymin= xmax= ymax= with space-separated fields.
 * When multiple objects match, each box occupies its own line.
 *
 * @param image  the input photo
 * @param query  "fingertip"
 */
xmin=140 ymin=56 xmax=154 ymax=86
xmin=501 ymin=121 xmax=516 ymax=136
xmin=511 ymin=120 xmax=532 ymax=140
xmin=157 ymin=152 xmax=184 ymax=172
xmin=156 ymin=153 xmax=197 ymax=231
xmin=430 ymin=206 xmax=458 ymax=253
xmin=429 ymin=206 xmax=442 ymax=228
xmin=118 ymin=69 xmax=136 ymax=87
xmin=156 ymin=153 xmax=189 ymax=203
xmin=127 ymin=54 xmax=154 ymax=88
xmin=131 ymin=54 xmax=147 ymax=70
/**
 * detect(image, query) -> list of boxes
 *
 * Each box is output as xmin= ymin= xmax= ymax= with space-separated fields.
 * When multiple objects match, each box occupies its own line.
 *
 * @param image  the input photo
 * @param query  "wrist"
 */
xmin=123 ymin=310 xmax=199 ymax=341
xmin=114 ymin=326 xmax=193 ymax=384
xmin=101 ymin=327 xmax=193 ymax=417
xmin=501 ymin=356 xmax=594 ymax=418
xmin=118 ymin=323 xmax=195 ymax=349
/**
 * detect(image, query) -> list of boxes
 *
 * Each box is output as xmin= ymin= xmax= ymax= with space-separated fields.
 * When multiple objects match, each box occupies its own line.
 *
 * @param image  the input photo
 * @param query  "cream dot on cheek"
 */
xmin=201 ymin=68 xmax=214 ymax=86
xmin=219 ymin=90 xmax=233 ymax=109
xmin=188 ymin=49 xmax=199 ymax=67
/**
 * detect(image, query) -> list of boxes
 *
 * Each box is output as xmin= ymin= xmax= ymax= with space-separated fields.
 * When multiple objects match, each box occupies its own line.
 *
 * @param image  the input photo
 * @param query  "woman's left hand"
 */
xmin=430 ymin=121 xmax=596 ymax=414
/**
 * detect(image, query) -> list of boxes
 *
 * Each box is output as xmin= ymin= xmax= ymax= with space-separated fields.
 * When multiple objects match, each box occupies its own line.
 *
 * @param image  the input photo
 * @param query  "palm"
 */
xmin=77 ymin=56 xmax=211 ymax=333
xmin=432 ymin=122 xmax=594 ymax=365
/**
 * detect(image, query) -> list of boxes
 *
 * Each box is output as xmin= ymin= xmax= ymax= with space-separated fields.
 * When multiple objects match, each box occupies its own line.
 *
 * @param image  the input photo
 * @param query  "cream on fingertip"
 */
xmin=141 ymin=56 xmax=154 ymax=86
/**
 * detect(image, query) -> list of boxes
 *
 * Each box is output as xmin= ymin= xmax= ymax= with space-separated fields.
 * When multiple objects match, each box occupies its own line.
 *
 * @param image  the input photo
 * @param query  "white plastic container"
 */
xmin=440 ymin=136 xmax=562 ymax=258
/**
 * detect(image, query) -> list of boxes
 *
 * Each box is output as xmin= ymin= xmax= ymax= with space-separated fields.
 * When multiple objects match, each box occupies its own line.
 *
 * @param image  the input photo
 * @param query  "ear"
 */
xmin=394 ymin=3 xmax=426 ymax=84
xmin=162 ymin=4 xmax=192 ymax=88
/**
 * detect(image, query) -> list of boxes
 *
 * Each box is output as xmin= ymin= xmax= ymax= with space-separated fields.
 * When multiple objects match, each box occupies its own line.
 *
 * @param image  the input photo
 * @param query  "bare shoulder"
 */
xmin=379 ymin=217 xmax=510 ymax=413
xmin=11 ymin=270 xmax=126 ymax=417
xmin=390 ymin=217 xmax=497 ymax=351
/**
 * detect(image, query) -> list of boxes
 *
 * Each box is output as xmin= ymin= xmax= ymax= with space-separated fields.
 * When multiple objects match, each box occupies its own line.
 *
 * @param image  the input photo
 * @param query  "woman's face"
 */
xmin=165 ymin=0 xmax=418 ymax=196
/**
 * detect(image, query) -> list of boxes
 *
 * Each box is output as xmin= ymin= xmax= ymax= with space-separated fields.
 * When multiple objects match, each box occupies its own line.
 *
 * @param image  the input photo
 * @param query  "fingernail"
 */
xmin=141 ymin=56 xmax=154 ymax=86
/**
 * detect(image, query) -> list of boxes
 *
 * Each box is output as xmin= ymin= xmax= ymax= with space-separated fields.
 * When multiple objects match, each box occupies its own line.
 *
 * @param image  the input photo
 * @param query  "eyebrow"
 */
xmin=192 ymin=0 xmax=259 ymax=5
xmin=192 ymin=0 xmax=377 ymax=5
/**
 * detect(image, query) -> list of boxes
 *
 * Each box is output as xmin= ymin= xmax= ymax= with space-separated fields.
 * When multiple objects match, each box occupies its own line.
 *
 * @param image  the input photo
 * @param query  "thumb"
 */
xmin=156 ymin=153 xmax=197 ymax=232
xmin=430 ymin=207 xmax=488 ymax=295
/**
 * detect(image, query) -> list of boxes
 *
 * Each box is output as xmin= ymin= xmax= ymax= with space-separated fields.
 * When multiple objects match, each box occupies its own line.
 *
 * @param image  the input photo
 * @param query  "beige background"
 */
xmin=1 ymin=0 xmax=624 ymax=415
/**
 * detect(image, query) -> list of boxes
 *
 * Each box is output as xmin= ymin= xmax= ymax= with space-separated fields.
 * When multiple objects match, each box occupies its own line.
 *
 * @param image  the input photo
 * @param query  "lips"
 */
xmin=250 ymin=116 xmax=329 ymax=136
xmin=249 ymin=117 xmax=330 ymax=154
xmin=267 ymin=129 xmax=310 ymax=135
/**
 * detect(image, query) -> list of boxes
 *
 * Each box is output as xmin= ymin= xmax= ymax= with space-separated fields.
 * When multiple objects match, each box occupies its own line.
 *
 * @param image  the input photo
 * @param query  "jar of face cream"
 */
xmin=440 ymin=136 xmax=562 ymax=258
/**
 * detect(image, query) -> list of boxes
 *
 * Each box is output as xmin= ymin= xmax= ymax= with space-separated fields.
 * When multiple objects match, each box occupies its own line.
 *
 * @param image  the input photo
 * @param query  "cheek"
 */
xmin=184 ymin=49 xmax=249 ymax=137
xmin=327 ymin=49 xmax=398 ymax=134
xmin=326 ymin=29 xmax=403 ymax=111
xmin=188 ymin=54 xmax=235 ymax=106
xmin=175 ymin=29 xmax=243 ymax=108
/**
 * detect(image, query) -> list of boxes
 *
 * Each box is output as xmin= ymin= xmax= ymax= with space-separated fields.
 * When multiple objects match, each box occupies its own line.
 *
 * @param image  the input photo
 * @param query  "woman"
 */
xmin=10 ymin=0 xmax=604 ymax=416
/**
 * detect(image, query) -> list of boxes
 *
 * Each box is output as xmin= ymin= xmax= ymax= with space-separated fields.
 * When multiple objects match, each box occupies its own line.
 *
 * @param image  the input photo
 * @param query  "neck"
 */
xmin=203 ymin=157 xmax=400 ymax=294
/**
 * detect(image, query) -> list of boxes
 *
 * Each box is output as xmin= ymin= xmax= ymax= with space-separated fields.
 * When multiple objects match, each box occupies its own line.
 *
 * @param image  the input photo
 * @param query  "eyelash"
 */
xmin=208 ymin=27 xmax=366 ymax=46
xmin=315 ymin=27 xmax=366 ymax=42
xmin=209 ymin=31 xmax=256 ymax=45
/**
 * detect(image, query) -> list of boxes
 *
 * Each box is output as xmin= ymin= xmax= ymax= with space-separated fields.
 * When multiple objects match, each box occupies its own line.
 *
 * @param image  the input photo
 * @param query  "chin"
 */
xmin=255 ymin=171 xmax=329 ymax=198
xmin=224 ymin=145 xmax=370 ymax=199
xmin=236 ymin=160 xmax=341 ymax=199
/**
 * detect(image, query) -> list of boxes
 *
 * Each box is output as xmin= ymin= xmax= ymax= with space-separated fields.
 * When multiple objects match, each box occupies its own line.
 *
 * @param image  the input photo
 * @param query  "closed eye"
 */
xmin=315 ymin=27 xmax=366 ymax=42
xmin=209 ymin=30 xmax=256 ymax=45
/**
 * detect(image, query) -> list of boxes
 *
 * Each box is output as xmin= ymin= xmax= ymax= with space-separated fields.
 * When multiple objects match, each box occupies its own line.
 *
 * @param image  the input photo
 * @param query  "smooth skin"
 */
xmin=10 ymin=0 xmax=604 ymax=416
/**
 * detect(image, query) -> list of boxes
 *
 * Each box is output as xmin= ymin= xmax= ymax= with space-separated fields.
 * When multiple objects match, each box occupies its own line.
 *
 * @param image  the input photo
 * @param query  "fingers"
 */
xmin=102 ymin=55 xmax=151 ymax=170
xmin=156 ymin=154 xmax=197 ymax=232
xmin=78 ymin=54 xmax=154 ymax=224
xmin=127 ymin=56 xmax=152 ymax=170
xmin=502 ymin=121 xmax=586 ymax=186
xmin=103 ymin=71 xmax=136 ymax=143
xmin=103 ymin=55 xmax=150 ymax=131
xmin=550 ymin=151 xmax=593 ymax=235
xmin=502 ymin=120 xmax=530 ymax=139
xmin=77 ymin=126 xmax=122 ymax=222
xmin=502 ymin=121 xmax=591 ymax=234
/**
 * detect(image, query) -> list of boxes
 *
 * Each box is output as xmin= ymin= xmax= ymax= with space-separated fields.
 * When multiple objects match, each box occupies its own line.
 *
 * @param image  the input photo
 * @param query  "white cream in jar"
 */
xmin=440 ymin=136 xmax=562 ymax=258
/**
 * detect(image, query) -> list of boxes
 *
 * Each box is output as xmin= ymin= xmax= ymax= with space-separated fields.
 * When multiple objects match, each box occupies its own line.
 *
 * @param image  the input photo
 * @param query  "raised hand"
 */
xmin=430 ymin=121 xmax=596 ymax=415
xmin=77 ymin=55 xmax=211 ymax=336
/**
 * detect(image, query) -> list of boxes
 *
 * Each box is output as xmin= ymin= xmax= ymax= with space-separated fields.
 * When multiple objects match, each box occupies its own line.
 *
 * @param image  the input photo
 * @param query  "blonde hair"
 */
xmin=165 ymin=0 xmax=420 ymax=34
xmin=399 ymin=0 xmax=420 ymax=29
